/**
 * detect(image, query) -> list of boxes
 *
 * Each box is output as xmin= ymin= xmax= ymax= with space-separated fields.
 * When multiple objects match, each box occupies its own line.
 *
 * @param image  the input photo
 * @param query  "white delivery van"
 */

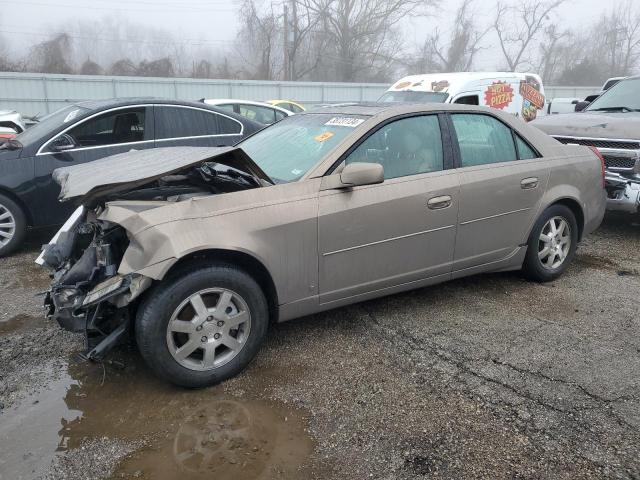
xmin=379 ymin=72 xmax=546 ymax=122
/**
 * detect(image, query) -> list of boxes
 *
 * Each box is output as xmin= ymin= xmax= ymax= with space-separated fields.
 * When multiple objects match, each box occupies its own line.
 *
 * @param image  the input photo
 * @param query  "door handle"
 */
xmin=520 ymin=177 xmax=539 ymax=189
xmin=427 ymin=195 xmax=452 ymax=210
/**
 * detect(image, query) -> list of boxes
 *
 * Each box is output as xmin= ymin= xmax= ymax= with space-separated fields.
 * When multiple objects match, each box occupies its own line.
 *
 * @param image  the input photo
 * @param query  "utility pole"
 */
xmin=283 ymin=4 xmax=289 ymax=81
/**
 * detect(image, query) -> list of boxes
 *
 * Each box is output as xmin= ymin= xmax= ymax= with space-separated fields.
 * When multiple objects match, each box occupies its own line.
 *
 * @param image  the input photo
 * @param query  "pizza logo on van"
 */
xmin=484 ymin=81 xmax=514 ymax=110
xmin=431 ymin=80 xmax=450 ymax=92
xmin=519 ymin=81 xmax=545 ymax=110
xmin=393 ymin=81 xmax=412 ymax=90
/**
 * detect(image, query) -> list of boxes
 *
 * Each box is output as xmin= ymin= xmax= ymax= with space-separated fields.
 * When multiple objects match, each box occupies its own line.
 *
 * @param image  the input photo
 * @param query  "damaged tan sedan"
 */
xmin=38 ymin=104 xmax=606 ymax=387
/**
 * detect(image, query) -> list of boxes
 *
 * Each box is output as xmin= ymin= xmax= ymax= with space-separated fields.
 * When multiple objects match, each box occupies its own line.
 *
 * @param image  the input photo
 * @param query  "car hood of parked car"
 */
xmin=532 ymin=111 xmax=640 ymax=140
xmin=52 ymin=146 xmax=274 ymax=205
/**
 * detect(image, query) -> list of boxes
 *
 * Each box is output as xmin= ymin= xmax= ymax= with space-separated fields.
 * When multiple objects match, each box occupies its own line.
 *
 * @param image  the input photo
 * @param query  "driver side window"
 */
xmin=64 ymin=108 xmax=146 ymax=148
xmin=345 ymin=115 xmax=443 ymax=180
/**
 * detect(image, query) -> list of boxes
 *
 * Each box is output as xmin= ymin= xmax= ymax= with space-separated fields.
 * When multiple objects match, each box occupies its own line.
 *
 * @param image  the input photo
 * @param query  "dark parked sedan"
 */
xmin=0 ymin=98 xmax=262 ymax=256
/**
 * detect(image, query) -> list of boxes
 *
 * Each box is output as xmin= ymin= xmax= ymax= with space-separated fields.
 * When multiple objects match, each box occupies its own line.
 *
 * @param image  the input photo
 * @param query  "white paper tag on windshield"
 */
xmin=325 ymin=117 xmax=364 ymax=127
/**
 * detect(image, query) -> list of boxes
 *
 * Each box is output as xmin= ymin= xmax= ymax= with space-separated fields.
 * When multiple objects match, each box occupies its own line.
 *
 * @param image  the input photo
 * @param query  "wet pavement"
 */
xmin=1 ymin=215 xmax=639 ymax=479
xmin=0 ymin=349 xmax=315 ymax=480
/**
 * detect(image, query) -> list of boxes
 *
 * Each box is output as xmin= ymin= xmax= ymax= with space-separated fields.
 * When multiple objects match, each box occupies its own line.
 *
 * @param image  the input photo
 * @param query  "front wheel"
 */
xmin=0 ymin=193 xmax=27 ymax=257
xmin=135 ymin=264 xmax=269 ymax=388
xmin=522 ymin=204 xmax=578 ymax=282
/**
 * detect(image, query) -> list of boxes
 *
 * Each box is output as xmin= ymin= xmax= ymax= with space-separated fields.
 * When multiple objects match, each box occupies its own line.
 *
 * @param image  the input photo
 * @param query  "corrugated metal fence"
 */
xmin=0 ymin=72 xmax=601 ymax=117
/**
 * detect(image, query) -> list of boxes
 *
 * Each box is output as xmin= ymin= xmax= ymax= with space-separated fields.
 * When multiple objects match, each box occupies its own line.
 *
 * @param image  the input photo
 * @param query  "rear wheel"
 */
xmin=0 ymin=193 xmax=27 ymax=257
xmin=522 ymin=204 xmax=578 ymax=282
xmin=135 ymin=264 xmax=268 ymax=388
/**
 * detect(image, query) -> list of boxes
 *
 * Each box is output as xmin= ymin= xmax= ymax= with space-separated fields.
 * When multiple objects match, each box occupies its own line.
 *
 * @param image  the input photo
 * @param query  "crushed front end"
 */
xmin=39 ymin=207 xmax=151 ymax=359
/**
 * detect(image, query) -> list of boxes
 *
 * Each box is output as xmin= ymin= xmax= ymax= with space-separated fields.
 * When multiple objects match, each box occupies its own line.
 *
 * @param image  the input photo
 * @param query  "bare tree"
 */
xmin=537 ymin=24 xmax=573 ymax=82
xmin=422 ymin=0 xmax=490 ymax=72
xmin=590 ymin=0 xmax=640 ymax=77
xmin=109 ymin=58 xmax=138 ymax=76
xmin=28 ymin=33 xmax=74 ymax=74
xmin=236 ymin=0 xmax=282 ymax=80
xmin=79 ymin=58 xmax=103 ymax=75
xmin=493 ymin=0 xmax=566 ymax=72
xmin=303 ymin=0 xmax=430 ymax=82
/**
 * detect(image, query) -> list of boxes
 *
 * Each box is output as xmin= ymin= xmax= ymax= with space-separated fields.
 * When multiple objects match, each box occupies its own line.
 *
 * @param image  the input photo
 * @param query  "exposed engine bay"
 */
xmin=39 ymin=149 xmax=264 ymax=360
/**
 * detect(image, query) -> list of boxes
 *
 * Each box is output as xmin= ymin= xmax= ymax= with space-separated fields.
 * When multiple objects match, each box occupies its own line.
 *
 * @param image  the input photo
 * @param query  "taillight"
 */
xmin=0 ymin=133 xmax=16 ymax=140
xmin=588 ymin=146 xmax=606 ymax=188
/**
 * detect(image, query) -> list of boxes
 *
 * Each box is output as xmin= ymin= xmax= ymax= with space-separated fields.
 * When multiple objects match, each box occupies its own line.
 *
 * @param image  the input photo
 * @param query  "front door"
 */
xmin=318 ymin=114 xmax=460 ymax=304
xmin=449 ymin=113 xmax=549 ymax=271
xmin=33 ymin=106 xmax=153 ymax=226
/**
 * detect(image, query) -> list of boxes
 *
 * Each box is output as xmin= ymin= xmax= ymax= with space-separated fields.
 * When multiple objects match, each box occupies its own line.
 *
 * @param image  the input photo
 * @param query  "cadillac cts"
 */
xmin=38 ymin=104 xmax=606 ymax=387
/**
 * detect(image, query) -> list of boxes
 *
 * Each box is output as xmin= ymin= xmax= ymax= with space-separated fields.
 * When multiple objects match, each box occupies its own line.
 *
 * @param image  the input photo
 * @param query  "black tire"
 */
xmin=0 ymin=193 xmax=27 ymax=257
xmin=135 ymin=263 xmax=269 ymax=388
xmin=522 ymin=204 xmax=579 ymax=282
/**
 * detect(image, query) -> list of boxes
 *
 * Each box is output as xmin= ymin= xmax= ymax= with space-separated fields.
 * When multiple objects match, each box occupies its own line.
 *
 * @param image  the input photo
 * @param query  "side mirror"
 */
xmin=574 ymin=101 xmax=591 ymax=112
xmin=322 ymin=162 xmax=384 ymax=190
xmin=50 ymin=133 xmax=76 ymax=152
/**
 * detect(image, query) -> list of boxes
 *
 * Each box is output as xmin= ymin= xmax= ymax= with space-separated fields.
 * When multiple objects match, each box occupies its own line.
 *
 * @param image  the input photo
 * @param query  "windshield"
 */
xmin=587 ymin=78 xmax=640 ymax=112
xmin=378 ymin=91 xmax=449 ymax=103
xmin=238 ymin=113 xmax=367 ymax=183
xmin=15 ymin=105 xmax=90 ymax=145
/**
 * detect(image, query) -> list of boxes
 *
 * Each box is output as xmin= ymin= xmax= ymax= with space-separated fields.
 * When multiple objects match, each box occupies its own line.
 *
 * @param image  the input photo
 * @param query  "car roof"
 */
xmin=202 ymin=99 xmax=292 ymax=113
xmin=298 ymin=102 xmax=511 ymax=117
xmin=72 ymin=97 xmax=228 ymax=112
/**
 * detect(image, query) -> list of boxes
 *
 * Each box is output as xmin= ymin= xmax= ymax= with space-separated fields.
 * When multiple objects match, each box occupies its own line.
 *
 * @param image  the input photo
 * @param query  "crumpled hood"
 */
xmin=52 ymin=146 xmax=272 ymax=204
xmin=532 ymin=112 xmax=640 ymax=140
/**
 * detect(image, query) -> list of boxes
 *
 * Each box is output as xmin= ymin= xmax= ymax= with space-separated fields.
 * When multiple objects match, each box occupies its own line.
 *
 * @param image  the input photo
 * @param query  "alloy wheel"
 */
xmin=0 ymin=203 xmax=16 ymax=248
xmin=166 ymin=288 xmax=252 ymax=371
xmin=538 ymin=216 xmax=571 ymax=270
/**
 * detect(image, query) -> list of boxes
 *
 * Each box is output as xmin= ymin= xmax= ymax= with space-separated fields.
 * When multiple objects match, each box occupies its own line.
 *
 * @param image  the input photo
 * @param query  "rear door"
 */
xmin=154 ymin=105 xmax=243 ymax=148
xmin=33 ymin=106 xmax=153 ymax=225
xmin=318 ymin=114 xmax=460 ymax=304
xmin=449 ymin=112 xmax=549 ymax=272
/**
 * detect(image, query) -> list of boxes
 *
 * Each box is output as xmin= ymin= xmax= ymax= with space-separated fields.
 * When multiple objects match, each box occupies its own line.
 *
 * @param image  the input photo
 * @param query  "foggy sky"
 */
xmin=0 ymin=0 xmax=615 ymax=70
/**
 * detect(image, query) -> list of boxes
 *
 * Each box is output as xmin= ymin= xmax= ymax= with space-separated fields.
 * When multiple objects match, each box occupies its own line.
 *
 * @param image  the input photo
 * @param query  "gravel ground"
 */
xmin=0 ymin=215 xmax=638 ymax=479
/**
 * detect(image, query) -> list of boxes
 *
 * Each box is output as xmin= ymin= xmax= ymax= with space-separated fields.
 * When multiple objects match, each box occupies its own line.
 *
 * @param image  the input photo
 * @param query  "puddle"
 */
xmin=0 ymin=314 xmax=42 ymax=335
xmin=0 ymin=365 xmax=80 ymax=479
xmin=0 ymin=350 xmax=315 ymax=480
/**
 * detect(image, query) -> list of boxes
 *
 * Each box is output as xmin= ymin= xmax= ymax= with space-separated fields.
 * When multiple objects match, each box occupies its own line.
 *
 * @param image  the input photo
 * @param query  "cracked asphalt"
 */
xmin=0 ymin=214 xmax=639 ymax=479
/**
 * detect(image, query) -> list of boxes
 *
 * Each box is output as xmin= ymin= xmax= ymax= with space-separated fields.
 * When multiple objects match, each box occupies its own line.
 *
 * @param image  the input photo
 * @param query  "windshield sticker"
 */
xmin=325 ymin=117 xmax=364 ymax=128
xmin=63 ymin=109 xmax=81 ymax=123
xmin=314 ymin=131 xmax=335 ymax=142
xmin=291 ymin=168 xmax=303 ymax=176
xmin=484 ymin=81 xmax=514 ymax=110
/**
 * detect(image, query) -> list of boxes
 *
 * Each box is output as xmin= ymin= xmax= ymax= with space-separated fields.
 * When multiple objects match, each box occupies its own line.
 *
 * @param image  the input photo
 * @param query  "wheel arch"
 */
xmin=0 ymin=186 xmax=33 ymax=226
xmin=550 ymin=197 xmax=585 ymax=241
xmin=163 ymin=248 xmax=280 ymax=323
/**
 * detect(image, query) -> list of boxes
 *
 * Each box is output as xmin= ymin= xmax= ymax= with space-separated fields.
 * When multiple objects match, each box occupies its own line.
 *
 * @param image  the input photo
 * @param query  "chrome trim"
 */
xmin=37 ymin=104 xmax=244 ymax=156
xmin=155 ymin=133 xmax=242 ymax=143
xmin=323 ymin=225 xmax=455 ymax=257
xmin=460 ymin=207 xmax=530 ymax=226
xmin=38 ymin=139 xmax=155 ymax=155
xmin=551 ymin=134 xmax=640 ymax=145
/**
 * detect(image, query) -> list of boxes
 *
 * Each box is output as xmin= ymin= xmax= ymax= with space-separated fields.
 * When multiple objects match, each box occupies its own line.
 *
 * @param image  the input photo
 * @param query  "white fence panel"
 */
xmin=0 ymin=72 xmax=602 ymax=117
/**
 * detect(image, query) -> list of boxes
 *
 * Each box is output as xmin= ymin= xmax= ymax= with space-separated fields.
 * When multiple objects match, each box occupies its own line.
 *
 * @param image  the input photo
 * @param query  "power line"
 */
xmin=3 ymin=1 xmax=236 ymax=13
xmin=0 ymin=28 xmax=237 ymax=47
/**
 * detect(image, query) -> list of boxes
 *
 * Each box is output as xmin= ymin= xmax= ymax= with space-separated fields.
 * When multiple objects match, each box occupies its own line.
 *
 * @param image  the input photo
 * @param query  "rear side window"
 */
xmin=454 ymin=95 xmax=479 ymax=105
xmin=451 ymin=114 xmax=517 ymax=167
xmin=239 ymin=105 xmax=278 ymax=125
xmin=67 ymin=108 xmax=146 ymax=147
xmin=515 ymin=135 xmax=538 ymax=159
xmin=155 ymin=106 xmax=221 ymax=139
xmin=217 ymin=114 xmax=243 ymax=134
